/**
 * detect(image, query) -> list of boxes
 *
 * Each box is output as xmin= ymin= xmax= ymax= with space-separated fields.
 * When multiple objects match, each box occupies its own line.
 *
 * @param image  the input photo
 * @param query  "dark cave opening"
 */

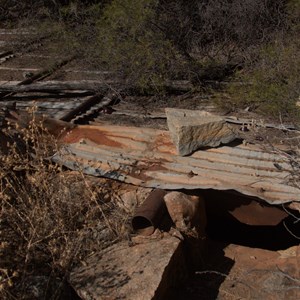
xmin=171 ymin=189 xmax=300 ymax=300
xmin=202 ymin=189 xmax=300 ymax=251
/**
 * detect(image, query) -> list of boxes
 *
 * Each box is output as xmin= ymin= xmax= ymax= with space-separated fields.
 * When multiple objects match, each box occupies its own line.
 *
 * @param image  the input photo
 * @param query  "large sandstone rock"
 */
xmin=165 ymin=108 xmax=237 ymax=156
xmin=70 ymin=235 xmax=187 ymax=300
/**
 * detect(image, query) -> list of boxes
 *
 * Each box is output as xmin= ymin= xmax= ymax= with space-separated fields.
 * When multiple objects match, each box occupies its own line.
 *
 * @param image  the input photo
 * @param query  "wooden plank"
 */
xmin=0 ymin=80 xmax=115 ymax=93
xmin=0 ymin=80 xmax=193 ymax=94
xmin=0 ymin=56 xmax=76 ymax=99
xmin=0 ymin=51 xmax=13 ymax=59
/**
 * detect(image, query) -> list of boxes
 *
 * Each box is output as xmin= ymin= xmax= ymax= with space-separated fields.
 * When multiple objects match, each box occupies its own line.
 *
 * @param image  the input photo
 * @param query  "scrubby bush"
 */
xmin=219 ymin=1 xmax=300 ymax=122
xmin=92 ymin=0 xmax=292 ymax=86
xmin=93 ymin=0 xmax=183 ymax=89
xmin=1 ymin=0 xmax=299 ymax=115
xmin=156 ymin=0 xmax=287 ymax=63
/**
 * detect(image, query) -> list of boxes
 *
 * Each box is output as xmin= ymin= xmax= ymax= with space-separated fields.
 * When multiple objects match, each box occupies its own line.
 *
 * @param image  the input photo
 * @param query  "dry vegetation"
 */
xmin=0 ymin=111 xmax=132 ymax=299
xmin=0 ymin=1 xmax=300 ymax=299
xmin=1 ymin=1 xmax=299 ymax=120
xmin=220 ymin=0 xmax=300 ymax=122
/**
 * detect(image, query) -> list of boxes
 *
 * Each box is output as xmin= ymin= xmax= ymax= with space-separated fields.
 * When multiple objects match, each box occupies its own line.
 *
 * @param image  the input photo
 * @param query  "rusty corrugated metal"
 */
xmin=52 ymin=124 xmax=300 ymax=206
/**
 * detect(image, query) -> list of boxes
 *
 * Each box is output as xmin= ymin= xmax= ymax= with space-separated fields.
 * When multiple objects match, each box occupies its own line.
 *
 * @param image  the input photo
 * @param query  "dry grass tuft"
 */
xmin=0 ymin=113 xmax=131 ymax=299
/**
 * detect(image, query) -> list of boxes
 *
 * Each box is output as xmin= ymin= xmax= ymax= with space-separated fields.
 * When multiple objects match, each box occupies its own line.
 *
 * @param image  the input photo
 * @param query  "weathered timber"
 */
xmin=0 ymin=66 xmax=39 ymax=71
xmin=0 ymin=80 xmax=193 ymax=94
xmin=0 ymin=50 xmax=13 ymax=59
xmin=22 ymin=57 xmax=76 ymax=85
xmin=0 ymin=80 xmax=115 ymax=93
xmin=0 ymin=57 xmax=76 ymax=99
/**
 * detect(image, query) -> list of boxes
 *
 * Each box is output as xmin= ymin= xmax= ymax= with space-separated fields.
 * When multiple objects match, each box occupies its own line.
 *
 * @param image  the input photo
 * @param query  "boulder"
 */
xmin=165 ymin=108 xmax=237 ymax=156
xmin=70 ymin=235 xmax=187 ymax=300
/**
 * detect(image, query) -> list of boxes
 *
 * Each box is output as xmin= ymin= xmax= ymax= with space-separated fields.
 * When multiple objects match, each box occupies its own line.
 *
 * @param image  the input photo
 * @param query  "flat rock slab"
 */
xmin=166 ymin=108 xmax=236 ymax=156
xmin=169 ymin=241 xmax=300 ymax=299
xmin=220 ymin=244 xmax=300 ymax=299
xmin=70 ymin=235 xmax=186 ymax=300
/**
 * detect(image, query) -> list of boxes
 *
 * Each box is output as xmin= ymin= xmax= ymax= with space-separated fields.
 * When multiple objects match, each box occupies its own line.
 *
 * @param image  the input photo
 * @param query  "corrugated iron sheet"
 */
xmin=52 ymin=124 xmax=300 ymax=205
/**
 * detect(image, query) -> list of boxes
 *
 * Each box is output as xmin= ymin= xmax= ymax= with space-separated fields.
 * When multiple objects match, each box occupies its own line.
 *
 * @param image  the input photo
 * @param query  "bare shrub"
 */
xmin=157 ymin=0 xmax=287 ymax=62
xmin=0 ymin=112 xmax=129 ymax=299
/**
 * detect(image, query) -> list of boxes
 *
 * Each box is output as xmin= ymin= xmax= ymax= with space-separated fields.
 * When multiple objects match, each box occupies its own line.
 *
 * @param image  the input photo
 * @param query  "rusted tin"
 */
xmin=53 ymin=124 xmax=300 ymax=209
xmin=132 ymin=189 xmax=168 ymax=236
xmin=60 ymin=93 xmax=104 ymax=122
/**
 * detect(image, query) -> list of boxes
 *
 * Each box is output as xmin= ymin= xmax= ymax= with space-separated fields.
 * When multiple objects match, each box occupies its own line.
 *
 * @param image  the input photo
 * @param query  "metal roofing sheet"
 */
xmin=52 ymin=124 xmax=300 ymax=205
